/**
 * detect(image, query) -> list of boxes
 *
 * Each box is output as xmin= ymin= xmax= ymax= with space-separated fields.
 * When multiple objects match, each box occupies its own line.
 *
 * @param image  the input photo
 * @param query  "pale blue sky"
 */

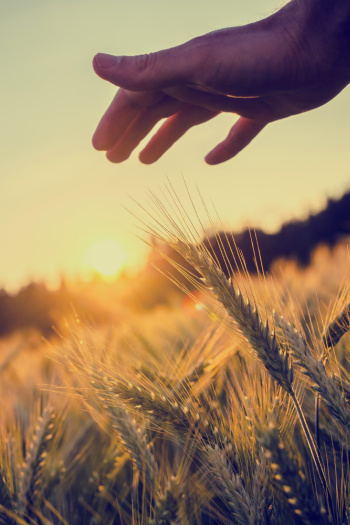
xmin=1 ymin=0 xmax=349 ymax=289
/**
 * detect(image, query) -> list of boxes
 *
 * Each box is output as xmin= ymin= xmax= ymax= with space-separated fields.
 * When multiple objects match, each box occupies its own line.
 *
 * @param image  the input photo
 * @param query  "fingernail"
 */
xmin=94 ymin=53 xmax=120 ymax=69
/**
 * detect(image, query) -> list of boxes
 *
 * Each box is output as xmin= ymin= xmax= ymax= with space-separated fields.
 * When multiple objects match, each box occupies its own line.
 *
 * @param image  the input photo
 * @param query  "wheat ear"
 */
xmin=17 ymin=407 xmax=56 ymax=518
xmin=149 ymin=475 xmax=181 ymax=525
xmin=82 ymin=380 xmax=158 ymax=489
xmin=111 ymin=379 xmax=236 ymax=458
xmin=110 ymin=407 xmax=158 ymax=488
xmin=250 ymin=451 xmax=273 ymax=525
xmin=0 ymin=472 xmax=14 ymax=525
xmin=273 ymin=312 xmax=350 ymax=432
xmin=260 ymin=422 xmax=330 ymax=525
xmin=174 ymin=240 xmax=294 ymax=394
xmin=0 ymin=472 xmax=12 ymax=511
xmin=206 ymin=444 xmax=254 ymax=525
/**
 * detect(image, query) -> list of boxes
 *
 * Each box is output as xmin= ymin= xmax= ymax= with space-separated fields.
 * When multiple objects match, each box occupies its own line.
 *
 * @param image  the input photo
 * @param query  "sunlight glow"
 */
xmin=85 ymin=240 xmax=126 ymax=277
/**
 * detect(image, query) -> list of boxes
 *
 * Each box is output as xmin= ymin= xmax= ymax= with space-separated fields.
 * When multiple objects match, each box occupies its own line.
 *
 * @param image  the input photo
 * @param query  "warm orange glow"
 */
xmin=85 ymin=240 xmax=126 ymax=277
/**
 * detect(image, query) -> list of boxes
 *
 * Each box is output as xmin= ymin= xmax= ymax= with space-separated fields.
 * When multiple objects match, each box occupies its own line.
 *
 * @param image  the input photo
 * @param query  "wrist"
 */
xmin=305 ymin=0 xmax=350 ymax=32
xmin=292 ymin=0 xmax=350 ymax=74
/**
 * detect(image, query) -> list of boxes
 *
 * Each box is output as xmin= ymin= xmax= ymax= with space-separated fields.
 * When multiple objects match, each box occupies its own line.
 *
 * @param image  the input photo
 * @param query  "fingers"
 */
xmin=93 ymin=42 xmax=202 ymax=91
xmin=205 ymin=117 xmax=267 ymax=165
xmin=106 ymin=97 xmax=184 ymax=163
xmin=93 ymin=87 xmax=268 ymax=164
xmin=93 ymin=81 xmax=271 ymax=153
xmin=139 ymin=106 xmax=218 ymax=164
xmin=92 ymin=89 xmax=164 ymax=151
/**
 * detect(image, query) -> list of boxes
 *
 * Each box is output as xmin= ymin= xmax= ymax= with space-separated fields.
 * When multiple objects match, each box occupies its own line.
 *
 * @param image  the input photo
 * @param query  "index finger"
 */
xmin=92 ymin=89 xmax=165 ymax=151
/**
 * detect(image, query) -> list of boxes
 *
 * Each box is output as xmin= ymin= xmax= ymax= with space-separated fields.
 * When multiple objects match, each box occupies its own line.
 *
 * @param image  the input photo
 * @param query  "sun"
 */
xmin=85 ymin=240 xmax=126 ymax=277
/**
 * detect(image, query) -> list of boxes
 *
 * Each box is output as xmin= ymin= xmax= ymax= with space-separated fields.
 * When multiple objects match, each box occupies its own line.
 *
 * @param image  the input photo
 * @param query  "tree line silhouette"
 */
xmin=202 ymin=189 xmax=350 ymax=275
xmin=0 ymin=280 xmax=113 ymax=338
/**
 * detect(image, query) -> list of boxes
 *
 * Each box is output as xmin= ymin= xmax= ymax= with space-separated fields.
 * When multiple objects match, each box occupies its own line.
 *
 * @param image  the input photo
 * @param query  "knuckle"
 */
xmin=134 ymin=52 xmax=159 ymax=74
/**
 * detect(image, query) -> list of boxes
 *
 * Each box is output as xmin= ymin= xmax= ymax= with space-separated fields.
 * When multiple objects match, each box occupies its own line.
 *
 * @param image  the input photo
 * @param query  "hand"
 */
xmin=92 ymin=0 xmax=350 ymax=165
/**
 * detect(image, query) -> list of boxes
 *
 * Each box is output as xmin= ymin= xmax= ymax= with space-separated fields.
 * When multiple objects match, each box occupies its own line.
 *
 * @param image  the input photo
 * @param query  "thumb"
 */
xmin=93 ymin=45 xmax=197 ymax=91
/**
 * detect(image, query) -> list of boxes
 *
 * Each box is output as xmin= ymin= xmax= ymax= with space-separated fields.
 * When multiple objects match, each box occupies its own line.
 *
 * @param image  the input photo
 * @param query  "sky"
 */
xmin=1 ymin=0 xmax=350 ymax=290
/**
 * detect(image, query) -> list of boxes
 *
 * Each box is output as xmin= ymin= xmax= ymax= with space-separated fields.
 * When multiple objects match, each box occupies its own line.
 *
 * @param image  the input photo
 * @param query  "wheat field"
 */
xmin=1 ymin=193 xmax=350 ymax=524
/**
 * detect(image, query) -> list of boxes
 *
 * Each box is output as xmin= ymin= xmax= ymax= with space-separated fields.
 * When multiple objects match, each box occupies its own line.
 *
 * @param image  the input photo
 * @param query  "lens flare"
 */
xmin=85 ymin=240 xmax=126 ymax=277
